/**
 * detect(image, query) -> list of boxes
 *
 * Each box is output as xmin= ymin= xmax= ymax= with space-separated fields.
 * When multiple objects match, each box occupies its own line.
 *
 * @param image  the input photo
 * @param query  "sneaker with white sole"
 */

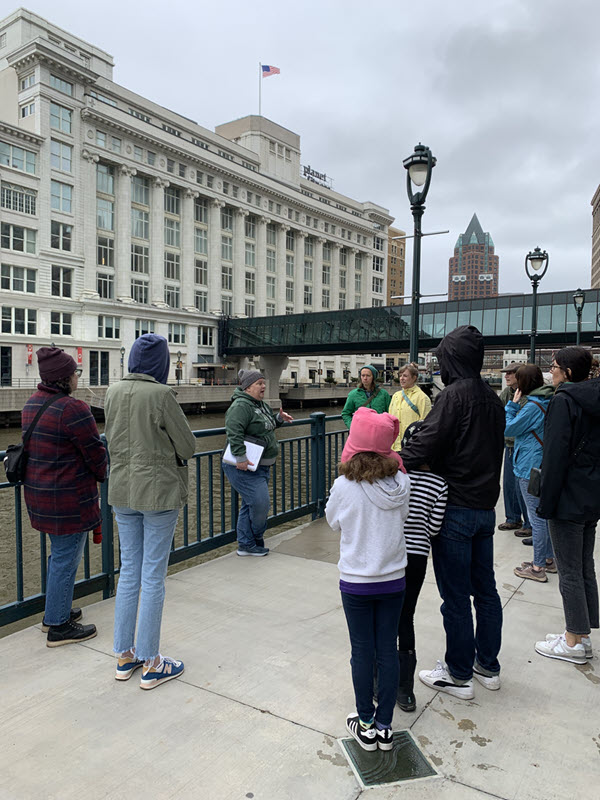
xmin=418 ymin=660 xmax=474 ymax=700
xmin=376 ymin=726 xmax=394 ymax=751
xmin=140 ymin=655 xmax=184 ymax=689
xmin=237 ymin=544 xmax=269 ymax=557
xmin=546 ymin=632 xmax=592 ymax=659
xmin=115 ymin=655 xmax=145 ymax=681
xmin=345 ymin=713 xmax=377 ymax=751
xmin=535 ymin=634 xmax=586 ymax=664
xmin=473 ymin=661 xmax=501 ymax=690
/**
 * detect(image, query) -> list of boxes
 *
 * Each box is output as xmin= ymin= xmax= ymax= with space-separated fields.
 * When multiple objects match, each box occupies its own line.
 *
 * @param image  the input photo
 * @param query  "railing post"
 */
xmin=100 ymin=479 xmax=115 ymax=598
xmin=310 ymin=412 xmax=327 ymax=519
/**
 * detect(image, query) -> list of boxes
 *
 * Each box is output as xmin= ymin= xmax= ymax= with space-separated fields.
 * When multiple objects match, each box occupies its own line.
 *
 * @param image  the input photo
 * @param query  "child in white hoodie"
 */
xmin=326 ymin=406 xmax=411 ymax=752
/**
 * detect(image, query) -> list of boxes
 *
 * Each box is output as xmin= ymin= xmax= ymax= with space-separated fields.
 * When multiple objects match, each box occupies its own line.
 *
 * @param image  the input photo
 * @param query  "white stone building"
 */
xmin=0 ymin=8 xmax=392 ymax=388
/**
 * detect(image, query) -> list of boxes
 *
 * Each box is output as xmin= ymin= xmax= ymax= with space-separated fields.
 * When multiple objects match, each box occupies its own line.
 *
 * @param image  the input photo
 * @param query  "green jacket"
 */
xmin=225 ymin=387 xmax=284 ymax=464
xmin=104 ymin=374 xmax=196 ymax=511
xmin=499 ymin=385 xmax=527 ymax=447
xmin=341 ymin=386 xmax=391 ymax=428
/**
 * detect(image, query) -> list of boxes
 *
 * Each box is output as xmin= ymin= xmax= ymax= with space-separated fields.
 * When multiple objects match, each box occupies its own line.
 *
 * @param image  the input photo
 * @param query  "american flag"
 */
xmin=262 ymin=64 xmax=280 ymax=78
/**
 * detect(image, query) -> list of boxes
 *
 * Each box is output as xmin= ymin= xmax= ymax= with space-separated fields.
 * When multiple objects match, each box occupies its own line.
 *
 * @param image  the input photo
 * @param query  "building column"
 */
xmin=116 ymin=164 xmax=136 ymax=303
xmin=209 ymin=199 xmax=224 ymax=314
xmin=313 ymin=237 xmax=325 ymax=312
xmin=255 ymin=216 xmax=269 ymax=316
xmin=359 ymin=250 xmax=370 ymax=307
xmin=150 ymin=178 xmax=169 ymax=308
xmin=81 ymin=149 xmax=100 ymax=299
xmin=348 ymin=247 xmax=358 ymax=308
xmin=331 ymin=243 xmax=340 ymax=310
xmin=276 ymin=224 xmax=289 ymax=312
xmin=257 ymin=354 xmax=289 ymax=408
xmin=182 ymin=188 xmax=199 ymax=312
xmin=234 ymin=208 xmax=249 ymax=317
xmin=294 ymin=232 xmax=306 ymax=313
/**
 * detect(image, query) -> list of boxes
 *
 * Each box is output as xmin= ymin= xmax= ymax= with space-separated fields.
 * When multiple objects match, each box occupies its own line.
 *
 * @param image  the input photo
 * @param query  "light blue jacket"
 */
xmin=504 ymin=386 xmax=554 ymax=479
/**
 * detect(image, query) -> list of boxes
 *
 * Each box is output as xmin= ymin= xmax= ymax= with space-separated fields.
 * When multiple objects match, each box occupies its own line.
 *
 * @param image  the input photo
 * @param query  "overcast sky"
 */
xmin=24 ymin=0 xmax=600 ymax=297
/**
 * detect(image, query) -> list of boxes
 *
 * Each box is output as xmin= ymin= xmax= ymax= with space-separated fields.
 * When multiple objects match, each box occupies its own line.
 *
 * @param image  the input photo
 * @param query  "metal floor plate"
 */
xmin=340 ymin=730 xmax=437 ymax=788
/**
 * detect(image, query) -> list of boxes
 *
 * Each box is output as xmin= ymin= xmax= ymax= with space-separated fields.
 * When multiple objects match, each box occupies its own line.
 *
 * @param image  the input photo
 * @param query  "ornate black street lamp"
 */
xmin=176 ymin=350 xmax=182 ymax=386
xmin=524 ymin=247 xmax=549 ymax=364
xmin=403 ymin=144 xmax=436 ymax=363
xmin=119 ymin=346 xmax=126 ymax=379
xmin=573 ymin=289 xmax=585 ymax=345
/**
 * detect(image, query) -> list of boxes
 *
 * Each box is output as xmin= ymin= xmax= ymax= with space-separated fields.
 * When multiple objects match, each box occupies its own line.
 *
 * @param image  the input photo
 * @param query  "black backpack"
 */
xmin=3 ymin=394 xmax=64 ymax=484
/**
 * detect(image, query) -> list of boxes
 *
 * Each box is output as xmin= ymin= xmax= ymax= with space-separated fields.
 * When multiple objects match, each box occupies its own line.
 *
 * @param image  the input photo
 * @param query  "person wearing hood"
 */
xmin=222 ymin=369 xmax=293 ymax=557
xmin=341 ymin=365 xmax=391 ymax=428
xmin=504 ymin=364 xmax=555 ymax=582
xmin=498 ymin=363 xmax=531 ymax=536
xmin=104 ymin=334 xmax=196 ymax=689
xmin=535 ymin=347 xmax=600 ymax=665
xmin=326 ymin=407 xmax=411 ymax=752
xmin=400 ymin=326 xmax=505 ymax=700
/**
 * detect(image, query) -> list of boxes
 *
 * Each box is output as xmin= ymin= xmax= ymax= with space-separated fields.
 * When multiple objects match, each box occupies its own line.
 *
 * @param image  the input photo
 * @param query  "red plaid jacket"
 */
xmin=22 ymin=385 xmax=107 ymax=535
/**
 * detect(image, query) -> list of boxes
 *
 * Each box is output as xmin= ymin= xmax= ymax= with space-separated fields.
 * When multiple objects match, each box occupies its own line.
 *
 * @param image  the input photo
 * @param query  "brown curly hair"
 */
xmin=338 ymin=452 xmax=399 ymax=483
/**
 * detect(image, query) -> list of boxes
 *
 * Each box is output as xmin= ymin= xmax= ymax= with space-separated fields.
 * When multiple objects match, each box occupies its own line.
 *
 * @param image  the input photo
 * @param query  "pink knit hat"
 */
xmin=341 ymin=407 xmax=406 ymax=472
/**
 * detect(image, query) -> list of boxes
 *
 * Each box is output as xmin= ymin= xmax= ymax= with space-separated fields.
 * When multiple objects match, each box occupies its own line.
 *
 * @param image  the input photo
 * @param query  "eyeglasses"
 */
xmin=74 ymin=368 xmax=82 ymax=377
xmin=550 ymin=364 xmax=562 ymax=371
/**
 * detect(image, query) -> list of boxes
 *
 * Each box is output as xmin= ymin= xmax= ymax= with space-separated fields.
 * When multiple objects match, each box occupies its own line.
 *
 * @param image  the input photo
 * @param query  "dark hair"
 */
xmin=338 ymin=452 xmax=398 ymax=483
xmin=555 ymin=346 xmax=592 ymax=383
xmin=515 ymin=364 xmax=543 ymax=395
xmin=43 ymin=376 xmax=73 ymax=395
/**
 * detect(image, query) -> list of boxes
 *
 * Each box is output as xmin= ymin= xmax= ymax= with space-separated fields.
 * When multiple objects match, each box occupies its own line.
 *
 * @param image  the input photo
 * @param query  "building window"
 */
xmin=50 ymin=74 xmax=73 ymax=95
xmin=339 ymin=269 xmax=346 ymax=290
xmin=51 ymin=220 xmax=72 ymax=251
xmin=111 ymin=137 xmax=121 ymax=153
xmin=166 ymin=158 xmax=174 ymax=174
xmin=97 ymin=198 xmax=114 ymax=231
xmin=20 ymin=73 xmax=35 ymax=91
xmin=50 ymin=311 xmax=72 ymax=336
xmin=131 ymin=208 xmax=149 ymax=239
xmin=131 ymin=176 xmax=149 ymax=205
xmin=285 ymin=231 xmax=294 ymax=251
xmin=266 ymin=223 xmax=277 ymax=246
xmin=164 ymin=284 xmax=180 ymax=308
xmin=164 ymin=217 xmax=180 ymax=247
xmin=50 ymin=140 xmax=72 ymax=172
xmin=355 ymin=273 xmax=362 ymax=292
xmin=339 ymin=294 xmax=346 ymax=310
xmin=50 ymin=180 xmax=71 ymax=212
xmin=147 ymin=151 xmax=156 ymax=166
xmin=194 ymin=197 xmax=208 ymax=223
xmin=355 ymin=253 xmax=363 ymax=270
xmin=304 ymin=238 xmax=314 ymax=257
xmin=286 ymin=255 xmax=294 ymax=277
xmin=168 ymin=323 xmax=185 ymax=344
xmin=1 ymin=264 xmax=36 ymax=293
xmin=0 ymin=141 xmax=36 ymax=174
xmin=98 ymin=315 xmax=120 ymax=338
xmin=304 ymin=285 xmax=312 ymax=306
xmin=97 ymin=272 xmax=114 ymax=299
xmin=245 ymin=271 xmax=256 ymax=295
xmin=131 ymin=243 xmax=149 ymax=273
xmin=304 ymin=260 xmax=313 ymax=281
xmin=164 ymin=187 xmax=180 ymax=215
xmin=164 ymin=252 xmax=180 ymax=280
xmin=20 ymin=102 xmax=35 ymax=118
xmin=245 ymin=216 xmax=256 ymax=239
xmin=221 ymin=236 xmax=232 ymax=261
xmin=97 ymin=236 xmax=114 ymax=267
xmin=49 ymin=102 xmax=72 ymax=134
xmin=245 ymin=242 xmax=255 ymax=267
xmin=221 ymin=295 xmax=232 ymax=315
xmin=245 ymin=299 xmax=255 ymax=317
xmin=96 ymin=164 xmax=114 ymax=194
xmin=1 ymin=182 xmax=37 ymax=215
xmin=131 ymin=278 xmax=148 ymax=304
xmin=372 ymin=276 xmax=384 ymax=293
xmin=96 ymin=130 xmax=106 ymax=148
xmin=1 ymin=223 xmax=36 ymax=253
xmin=286 ymin=281 xmax=294 ymax=303
xmin=134 ymin=146 xmax=143 ymax=162
xmin=194 ymin=227 xmax=207 ymax=255
xmin=322 ymin=288 xmax=330 ymax=309
xmin=1 ymin=306 xmax=37 ymax=335
xmin=198 ymin=326 xmax=214 ymax=347
xmin=266 ymin=302 xmax=275 ymax=316
xmin=51 ymin=265 xmax=72 ymax=297
xmin=178 ymin=163 xmax=186 ymax=177
xmin=221 ymin=207 xmax=233 ymax=231
xmin=322 ymin=264 xmax=330 ymax=285
xmin=221 ymin=264 xmax=233 ymax=291
xmin=372 ymin=298 xmax=383 ymax=307
xmin=266 ymin=249 xmax=276 ymax=272
xmin=374 ymin=236 xmax=384 ymax=251
xmin=135 ymin=319 xmax=155 ymax=338
xmin=195 ymin=259 xmax=208 ymax=285
xmin=373 ymin=255 xmax=384 ymax=272
xmin=266 ymin=275 xmax=276 ymax=299
xmin=195 ymin=290 xmax=207 ymax=312
xmin=322 ymin=242 xmax=331 ymax=262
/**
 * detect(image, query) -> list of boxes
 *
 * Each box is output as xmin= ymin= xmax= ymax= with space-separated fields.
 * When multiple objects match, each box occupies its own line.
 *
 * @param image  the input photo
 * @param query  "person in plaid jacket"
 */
xmin=22 ymin=347 xmax=107 ymax=647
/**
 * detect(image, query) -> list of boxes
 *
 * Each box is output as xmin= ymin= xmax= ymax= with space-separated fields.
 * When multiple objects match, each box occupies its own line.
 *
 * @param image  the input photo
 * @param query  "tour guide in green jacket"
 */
xmin=341 ymin=365 xmax=391 ymax=428
xmin=223 ymin=369 xmax=293 ymax=557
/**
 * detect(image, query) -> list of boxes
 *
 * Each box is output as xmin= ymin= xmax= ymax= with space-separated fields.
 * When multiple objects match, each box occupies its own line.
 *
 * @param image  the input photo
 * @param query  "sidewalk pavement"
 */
xmin=1 ymin=508 xmax=598 ymax=800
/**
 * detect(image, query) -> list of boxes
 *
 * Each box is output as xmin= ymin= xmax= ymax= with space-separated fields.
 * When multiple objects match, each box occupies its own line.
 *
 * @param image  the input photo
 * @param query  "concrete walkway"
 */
xmin=1 ymin=509 xmax=598 ymax=799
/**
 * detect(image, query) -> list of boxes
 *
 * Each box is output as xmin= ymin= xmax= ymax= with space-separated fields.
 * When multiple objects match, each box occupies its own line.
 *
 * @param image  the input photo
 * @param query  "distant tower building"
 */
xmin=591 ymin=184 xmax=600 ymax=289
xmin=448 ymin=214 xmax=499 ymax=300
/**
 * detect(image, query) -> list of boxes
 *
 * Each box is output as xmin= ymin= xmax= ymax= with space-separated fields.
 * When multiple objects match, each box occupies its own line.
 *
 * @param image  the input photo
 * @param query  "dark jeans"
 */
xmin=503 ymin=446 xmax=530 ymax=527
xmin=398 ymin=553 xmax=428 ymax=652
xmin=341 ymin=590 xmax=405 ymax=728
xmin=222 ymin=463 xmax=271 ymax=548
xmin=431 ymin=506 xmax=503 ymax=681
xmin=549 ymin=519 xmax=599 ymax=635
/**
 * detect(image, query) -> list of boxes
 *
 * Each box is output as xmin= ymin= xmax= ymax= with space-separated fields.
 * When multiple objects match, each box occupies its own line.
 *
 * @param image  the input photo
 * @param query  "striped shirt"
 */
xmin=405 ymin=470 xmax=448 ymax=556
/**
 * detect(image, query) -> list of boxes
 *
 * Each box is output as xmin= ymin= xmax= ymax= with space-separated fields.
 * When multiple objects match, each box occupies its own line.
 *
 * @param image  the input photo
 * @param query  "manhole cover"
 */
xmin=340 ymin=730 xmax=437 ymax=788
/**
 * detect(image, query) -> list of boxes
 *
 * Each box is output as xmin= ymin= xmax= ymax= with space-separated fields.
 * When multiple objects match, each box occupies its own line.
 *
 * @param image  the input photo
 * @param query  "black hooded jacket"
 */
xmin=538 ymin=378 xmax=600 ymax=522
xmin=400 ymin=326 xmax=505 ymax=508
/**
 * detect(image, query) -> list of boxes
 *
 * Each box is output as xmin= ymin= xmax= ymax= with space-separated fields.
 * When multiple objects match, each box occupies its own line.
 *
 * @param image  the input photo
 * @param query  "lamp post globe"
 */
xmin=573 ymin=289 xmax=585 ymax=345
xmin=119 ymin=346 xmax=126 ymax=378
xmin=403 ymin=143 xmax=436 ymax=364
xmin=524 ymin=247 xmax=549 ymax=364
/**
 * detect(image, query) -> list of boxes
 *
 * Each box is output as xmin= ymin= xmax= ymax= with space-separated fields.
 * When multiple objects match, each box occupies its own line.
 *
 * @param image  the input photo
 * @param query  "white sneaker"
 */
xmin=535 ymin=634 xmax=586 ymax=664
xmin=473 ymin=662 xmax=501 ymax=690
xmin=546 ymin=632 xmax=592 ymax=659
xmin=418 ymin=660 xmax=474 ymax=700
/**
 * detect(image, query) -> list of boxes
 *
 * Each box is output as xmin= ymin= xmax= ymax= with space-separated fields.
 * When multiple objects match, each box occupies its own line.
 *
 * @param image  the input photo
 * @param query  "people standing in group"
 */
xmin=326 ymin=407 xmax=411 ymax=751
xmin=535 ymin=346 xmax=600 ymax=665
xmin=223 ymin=369 xmax=293 ymax=557
xmin=394 ymin=421 xmax=448 ymax=713
xmin=400 ymin=326 xmax=505 ymax=700
xmin=498 ymin=363 xmax=531 ymax=537
xmin=22 ymin=347 xmax=107 ymax=647
xmin=104 ymin=334 xmax=196 ymax=689
xmin=341 ymin=365 xmax=391 ymax=428
xmin=504 ymin=365 xmax=555 ymax=582
xmin=388 ymin=364 xmax=432 ymax=450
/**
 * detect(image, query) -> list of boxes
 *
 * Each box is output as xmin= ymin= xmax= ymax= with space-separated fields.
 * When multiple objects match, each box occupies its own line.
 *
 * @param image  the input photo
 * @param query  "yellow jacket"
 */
xmin=389 ymin=385 xmax=432 ymax=450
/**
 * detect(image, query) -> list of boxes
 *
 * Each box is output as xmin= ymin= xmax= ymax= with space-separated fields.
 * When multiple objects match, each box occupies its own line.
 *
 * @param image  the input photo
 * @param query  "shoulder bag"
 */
xmin=401 ymin=389 xmax=420 ymax=417
xmin=526 ymin=400 xmax=547 ymax=497
xmin=3 ymin=394 xmax=65 ymax=484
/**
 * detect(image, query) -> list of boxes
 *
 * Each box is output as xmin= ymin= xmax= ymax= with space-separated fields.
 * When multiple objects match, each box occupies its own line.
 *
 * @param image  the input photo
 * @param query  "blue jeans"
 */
xmin=431 ymin=506 xmax=502 ymax=681
xmin=518 ymin=478 xmax=553 ymax=568
xmin=44 ymin=532 xmax=88 ymax=626
xmin=113 ymin=507 xmax=179 ymax=661
xmin=503 ymin=446 xmax=530 ymax=527
xmin=222 ymin=463 xmax=271 ymax=548
xmin=341 ymin=591 xmax=405 ymax=728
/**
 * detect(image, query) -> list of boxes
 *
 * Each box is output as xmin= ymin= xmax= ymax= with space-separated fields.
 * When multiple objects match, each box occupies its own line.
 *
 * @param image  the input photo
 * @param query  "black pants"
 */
xmin=398 ymin=553 xmax=428 ymax=651
xmin=549 ymin=519 xmax=599 ymax=635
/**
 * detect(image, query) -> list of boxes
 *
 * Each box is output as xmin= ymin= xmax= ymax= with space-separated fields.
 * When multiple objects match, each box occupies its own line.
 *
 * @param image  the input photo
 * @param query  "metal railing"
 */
xmin=0 ymin=413 xmax=348 ymax=627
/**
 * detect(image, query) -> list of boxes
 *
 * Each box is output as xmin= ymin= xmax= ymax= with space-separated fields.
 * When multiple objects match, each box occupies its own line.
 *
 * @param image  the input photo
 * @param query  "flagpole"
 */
xmin=258 ymin=62 xmax=262 ymax=116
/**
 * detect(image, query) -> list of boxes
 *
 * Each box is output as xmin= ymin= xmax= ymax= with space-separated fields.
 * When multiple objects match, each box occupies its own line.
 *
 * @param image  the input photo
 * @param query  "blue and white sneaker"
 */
xmin=237 ymin=544 xmax=269 ymax=557
xmin=115 ymin=655 xmax=144 ymax=681
xmin=140 ymin=655 xmax=184 ymax=690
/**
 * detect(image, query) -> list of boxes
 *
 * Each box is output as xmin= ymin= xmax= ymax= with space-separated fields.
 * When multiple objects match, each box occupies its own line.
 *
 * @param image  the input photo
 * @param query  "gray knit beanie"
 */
xmin=238 ymin=368 xmax=263 ymax=390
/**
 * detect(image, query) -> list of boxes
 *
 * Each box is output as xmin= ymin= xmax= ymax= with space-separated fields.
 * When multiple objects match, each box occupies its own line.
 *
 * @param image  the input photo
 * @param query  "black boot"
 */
xmin=47 ymin=619 xmax=97 ymax=648
xmin=397 ymin=650 xmax=417 ymax=712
